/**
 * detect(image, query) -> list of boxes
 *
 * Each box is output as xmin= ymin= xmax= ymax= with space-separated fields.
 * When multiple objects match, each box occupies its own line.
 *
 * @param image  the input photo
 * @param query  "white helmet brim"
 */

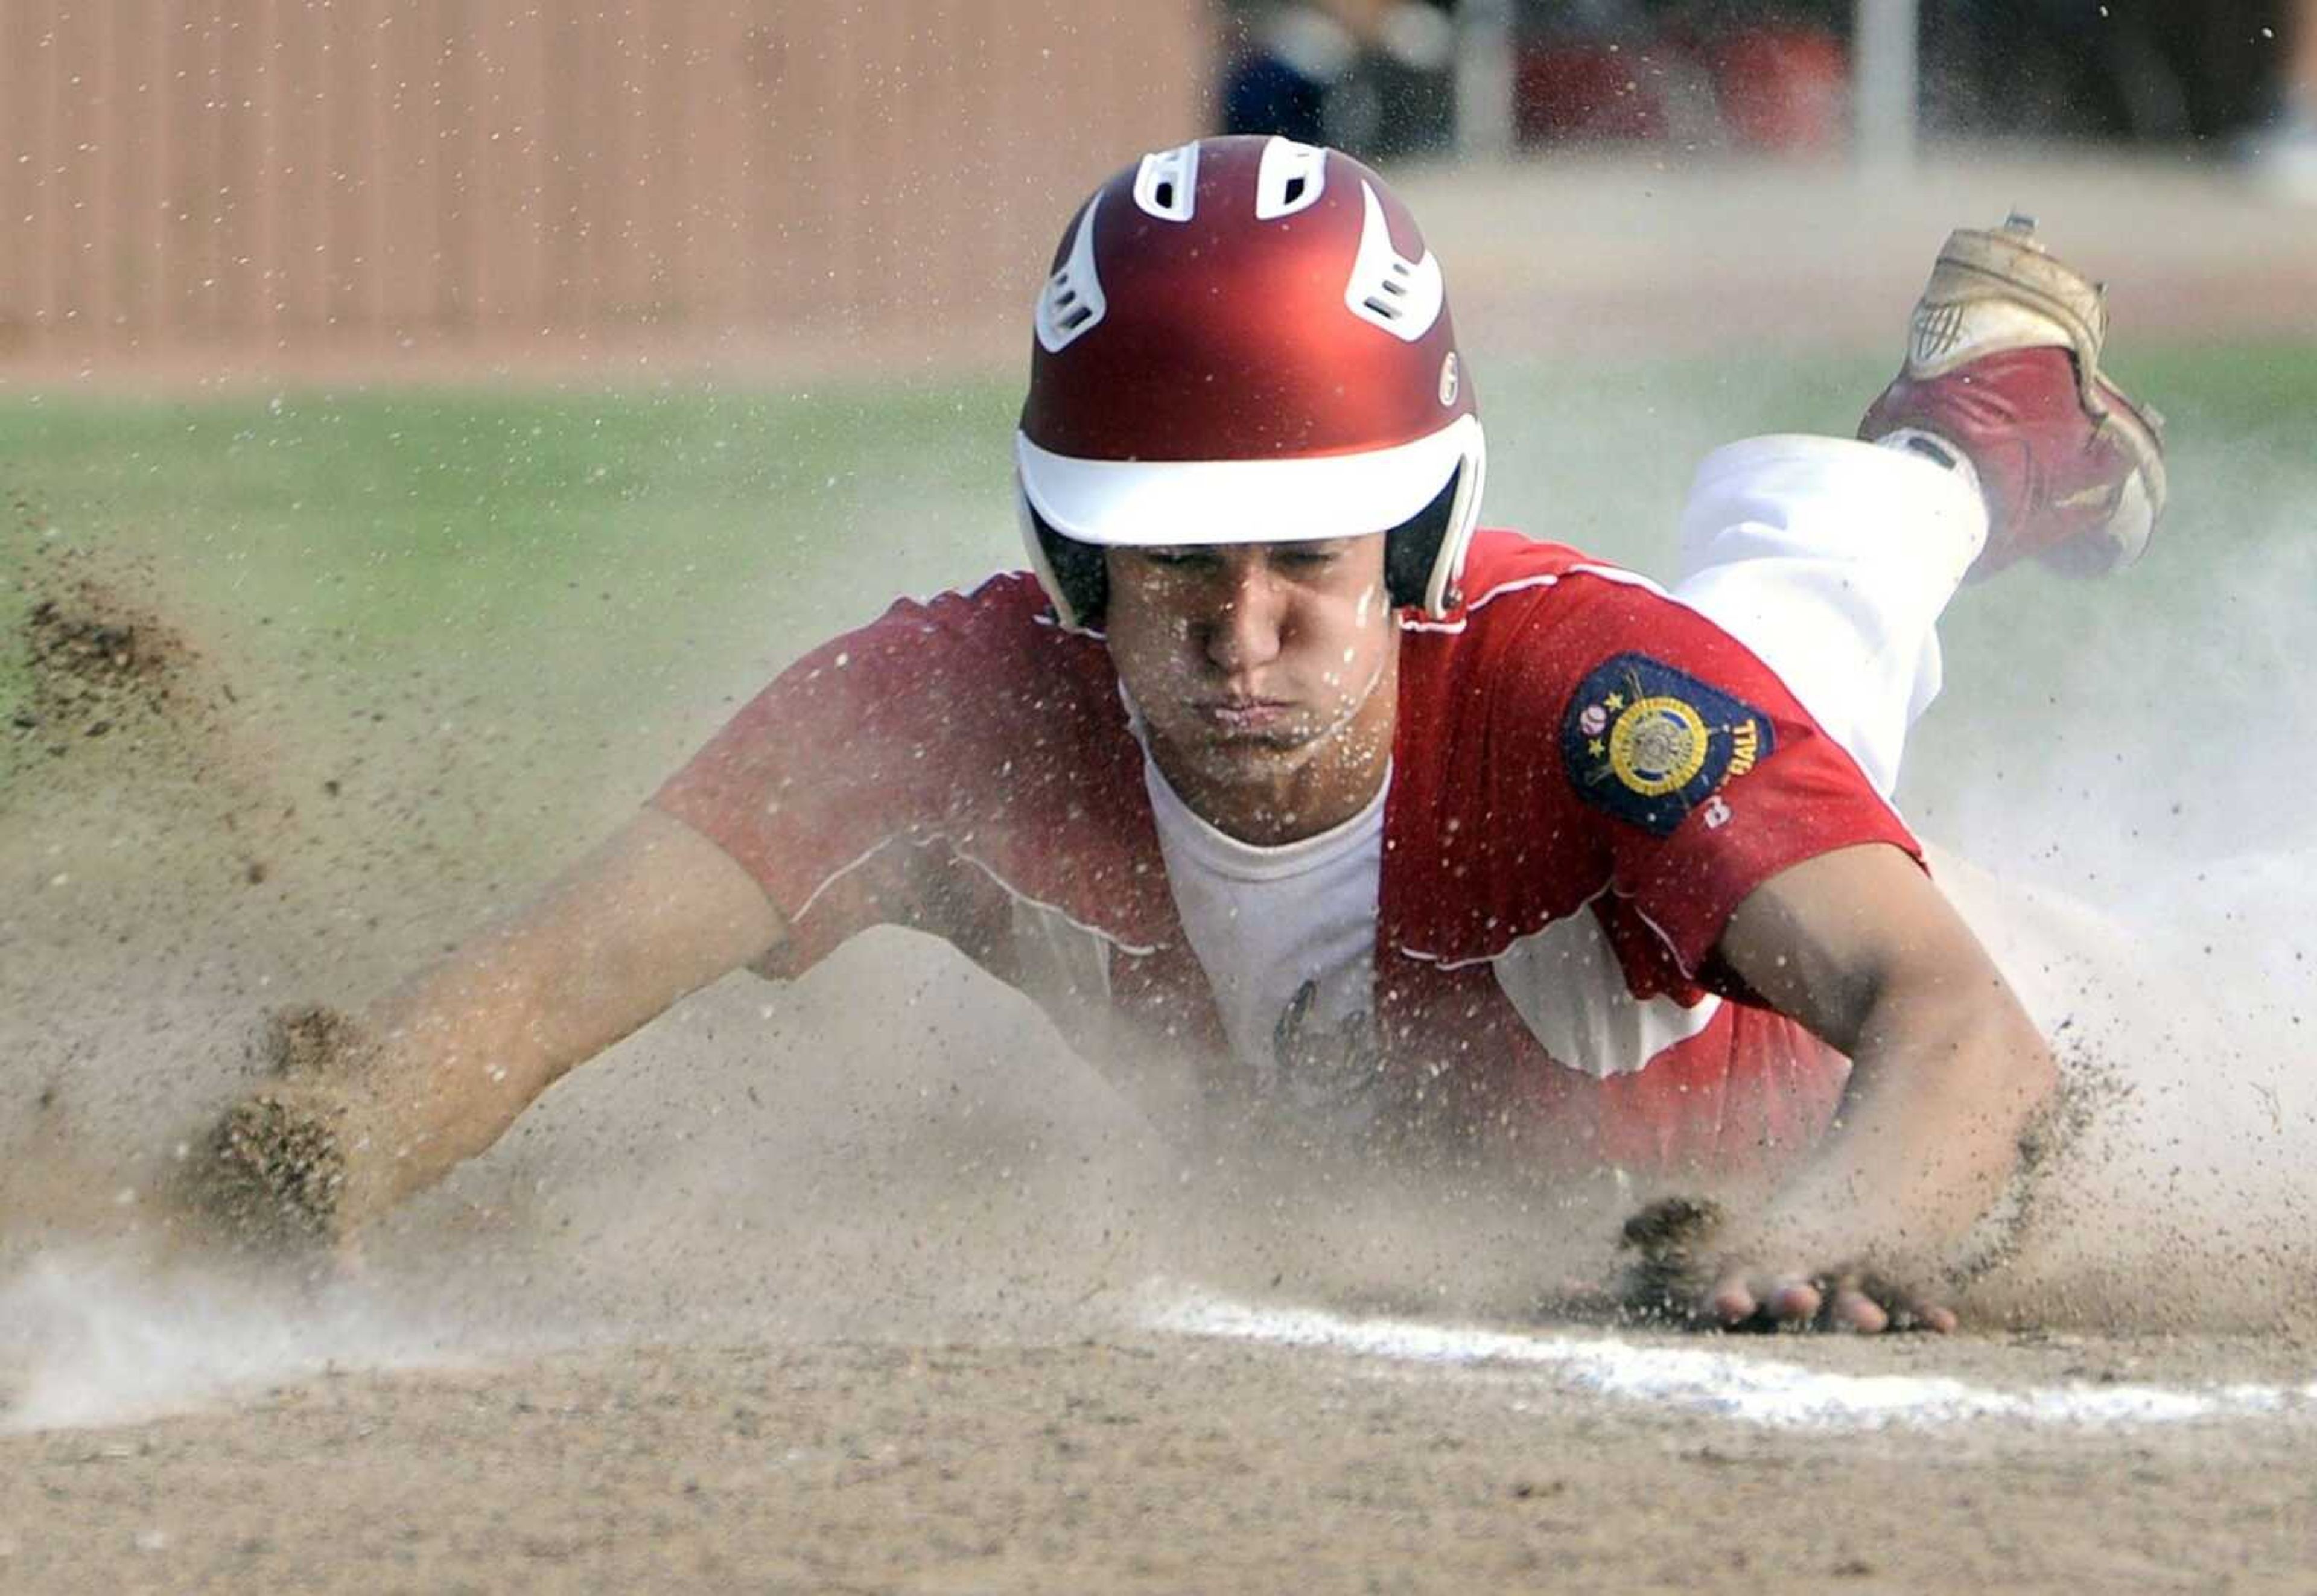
xmin=1015 ymin=413 xmax=1483 ymax=550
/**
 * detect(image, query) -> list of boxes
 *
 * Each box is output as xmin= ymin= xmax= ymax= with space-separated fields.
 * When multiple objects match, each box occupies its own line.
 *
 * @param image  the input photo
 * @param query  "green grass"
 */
xmin=4 ymin=342 xmax=2312 ymax=862
xmin=1 ymin=378 xmax=1025 ymax=693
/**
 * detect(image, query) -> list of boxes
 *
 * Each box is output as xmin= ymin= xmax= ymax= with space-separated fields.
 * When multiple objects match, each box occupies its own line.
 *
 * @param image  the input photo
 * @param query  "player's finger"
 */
xmin=1706 ymin=1270 xmax=1820 ymax=1327
xmin=1705 ymin=1268 xmax=1759 ymax=1324
xmin=1825 ymin=1283 xmax=1889 ymax=1334
xmin=1852 ymin=1271 xmax=1959 ymax=1335
xmin=1761 ymin=1276 xmax=1823 ymax=1323
xmin=1825 ymin=1279 xmax=1955 ymax=1334
xmin=1885 ymin=1297 xmax=1959 ymax=1335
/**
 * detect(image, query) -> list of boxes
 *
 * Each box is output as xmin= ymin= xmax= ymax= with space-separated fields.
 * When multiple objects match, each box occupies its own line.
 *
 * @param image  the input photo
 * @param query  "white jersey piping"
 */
xmin=1395 ymin=886 xmax=1722 ymax=1079
xmin=941 ymin=839 xmax=1166 ymax=957
xmin=1391 ymin=882 xmax=1613 ymax=971
xmin=789 ymin=830 xmax=1165 ymax=958
xmin=790 ymin=833 xmax=905 ymax=923
xmin=1397 ymin=571 xmax=1560 ymax=634
xmin=1624 ymin=891 xmax=1696 ymax=978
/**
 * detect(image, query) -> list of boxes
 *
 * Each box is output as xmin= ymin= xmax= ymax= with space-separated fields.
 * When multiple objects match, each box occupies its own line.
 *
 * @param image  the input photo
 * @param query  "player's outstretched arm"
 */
xmin=180 ymin=806 xmax=786 ymax=1251
xmin=1694 ymin=842 xmax=2057 ymax=1332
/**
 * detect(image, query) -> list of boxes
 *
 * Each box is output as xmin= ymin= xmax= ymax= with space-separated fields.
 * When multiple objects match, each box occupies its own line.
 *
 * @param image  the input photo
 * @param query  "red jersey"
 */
xmin=653 ymin=531 xmax=1920 ymax=1180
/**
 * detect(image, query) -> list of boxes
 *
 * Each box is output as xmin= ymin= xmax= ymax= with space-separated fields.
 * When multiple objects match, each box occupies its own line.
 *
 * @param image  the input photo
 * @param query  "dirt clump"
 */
xmin=174 ymin=1005 xmax=382 ymax=1257
xmin=196 ymin=1092 xmax=349 ymax=1251
xmin=261 ymin=1003 xmax=373 ymax=1081
xmin=17 ymin=585 xmax=199 ymax=741
xmin=5 ymin=526 xmax=227 ymax=765
xmin=1616 ymin=1194 xmax=1726 ymax=1321
xmin=5 ymin=530 xmax=293 ymax=892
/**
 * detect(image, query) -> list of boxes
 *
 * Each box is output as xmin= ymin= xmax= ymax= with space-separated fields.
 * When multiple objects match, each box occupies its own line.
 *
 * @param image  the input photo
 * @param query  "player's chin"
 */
xmin=1180 ymin=722 xmax=1327 ymax=774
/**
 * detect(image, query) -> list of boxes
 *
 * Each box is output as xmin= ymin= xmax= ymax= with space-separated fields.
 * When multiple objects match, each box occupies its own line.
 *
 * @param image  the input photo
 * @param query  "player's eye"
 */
xmin=1140 ymin=547 xmax=1216 ymax=570
xmin=1275 ymin=543 xmax=1345 ymax=573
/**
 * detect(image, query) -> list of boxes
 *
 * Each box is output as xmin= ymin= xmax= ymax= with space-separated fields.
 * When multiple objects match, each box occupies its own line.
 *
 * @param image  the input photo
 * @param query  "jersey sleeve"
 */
xmin=649 ymin=577 xmax=1049 ymax=976
xmin=1519 ymin=572 xmax=1923 ymax=977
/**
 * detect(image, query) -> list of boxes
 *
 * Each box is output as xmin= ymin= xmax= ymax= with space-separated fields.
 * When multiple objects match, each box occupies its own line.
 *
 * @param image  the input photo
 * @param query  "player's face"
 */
xmin=1104 ymin=534 xmax=1397 ymax=838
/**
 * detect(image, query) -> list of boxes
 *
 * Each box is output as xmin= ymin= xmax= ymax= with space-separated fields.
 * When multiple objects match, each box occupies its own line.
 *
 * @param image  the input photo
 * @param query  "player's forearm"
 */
xmin=206 ymin=808 xmax=784 ymax=1235
xmin=1715 ymin=844 xmax=2056 ymax=1269
xmin=1764 ymin=976 xmax=2055 ymax=1266
xmin=348 ymin=928 xmax=631 ymax=1203
xmin=349 ymin=818 xmax=784 ymax=1206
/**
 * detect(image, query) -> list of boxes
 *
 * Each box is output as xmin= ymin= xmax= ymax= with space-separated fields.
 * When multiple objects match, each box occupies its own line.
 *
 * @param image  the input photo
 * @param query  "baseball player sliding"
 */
xmin=186 ymin=136 xmax=2166 ymax=1334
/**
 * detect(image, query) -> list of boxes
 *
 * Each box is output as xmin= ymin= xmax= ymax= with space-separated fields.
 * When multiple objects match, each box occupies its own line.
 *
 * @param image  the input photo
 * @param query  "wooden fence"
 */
xmin=0 ymin=1 xmax=1211 ymax=371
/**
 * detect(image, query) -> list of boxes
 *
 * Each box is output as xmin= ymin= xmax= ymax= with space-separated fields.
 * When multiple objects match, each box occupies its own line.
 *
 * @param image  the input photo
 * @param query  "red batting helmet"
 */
xmin=1015 ymin=135 xmax=1485 ymax=631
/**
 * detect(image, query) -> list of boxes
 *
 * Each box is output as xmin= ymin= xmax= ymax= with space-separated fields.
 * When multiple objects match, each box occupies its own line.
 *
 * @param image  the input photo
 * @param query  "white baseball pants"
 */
xmin=1668 ymin=434 xmax=1988 ymax=798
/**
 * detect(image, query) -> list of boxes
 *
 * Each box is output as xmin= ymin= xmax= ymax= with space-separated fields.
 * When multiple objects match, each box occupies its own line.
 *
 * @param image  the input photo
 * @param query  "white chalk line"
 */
xmin=13 ymin=1253 xmax=2309 ymax=1437
xmin=1143 ymin=1286 xmax=2317 ymax=1432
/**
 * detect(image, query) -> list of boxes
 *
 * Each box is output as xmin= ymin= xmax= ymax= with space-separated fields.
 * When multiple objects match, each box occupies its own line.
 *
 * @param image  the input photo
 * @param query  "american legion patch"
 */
xmin=1560 ymin=652 xmax=1773 ymax=837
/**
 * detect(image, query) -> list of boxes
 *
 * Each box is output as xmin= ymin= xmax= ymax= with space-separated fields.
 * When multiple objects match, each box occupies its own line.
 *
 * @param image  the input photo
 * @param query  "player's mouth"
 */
xmin=1193 ymin=696 xmax=1297 ymax=736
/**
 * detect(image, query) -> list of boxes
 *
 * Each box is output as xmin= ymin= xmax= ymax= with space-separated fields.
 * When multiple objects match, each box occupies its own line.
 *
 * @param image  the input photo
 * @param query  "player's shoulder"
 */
xmin=871 ymin=569 xmax=1053 ymax=638
xmin=788 ymin=570 xmax=1117 ymax=749
xmin=1431 ymin=527 xmax=1593 ymax=613
xmin=850 ymin=570 xmax=1101 ymax=673
xmin=1404 ymin=529 xmax=1788 ymax=730
xmin=1407 ymin=527 xmax=1683 ymax=641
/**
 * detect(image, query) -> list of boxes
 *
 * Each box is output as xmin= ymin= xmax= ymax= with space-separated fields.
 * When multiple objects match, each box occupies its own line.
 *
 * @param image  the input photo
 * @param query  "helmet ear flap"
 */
xmin=1017 ymin=489 xmax=1109 ymax=632
xmin=1383 ymin=436 xmax=1485 ymax=616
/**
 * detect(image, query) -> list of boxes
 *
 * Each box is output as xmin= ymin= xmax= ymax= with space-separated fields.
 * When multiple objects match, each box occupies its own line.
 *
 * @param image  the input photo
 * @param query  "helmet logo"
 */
xmin=1438 ymin=352 xmax=1460 ymax=407
xmin=1034 ymin=195 xmax=1109 ymax=353
xmin=1343 ymin=182 xmax=1445 ymax=342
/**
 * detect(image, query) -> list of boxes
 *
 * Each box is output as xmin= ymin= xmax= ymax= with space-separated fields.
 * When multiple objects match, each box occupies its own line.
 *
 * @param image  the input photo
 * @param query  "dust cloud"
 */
xmin=1920 ymin=569 xmax=2317 ymax=1326
xmin=2 ymin=407 xmax=2312 ymax=1437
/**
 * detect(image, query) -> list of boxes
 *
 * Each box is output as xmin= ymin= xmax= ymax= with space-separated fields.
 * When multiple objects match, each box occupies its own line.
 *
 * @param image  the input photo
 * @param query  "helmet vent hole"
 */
xmin=1254 ymin=136 xmax=1328 ymax=218
xmin=1133 ymin=143 xmax=1201 ymax=223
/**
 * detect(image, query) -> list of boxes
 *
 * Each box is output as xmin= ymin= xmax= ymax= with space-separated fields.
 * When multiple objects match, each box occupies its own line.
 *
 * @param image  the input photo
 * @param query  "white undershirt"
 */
xmin=1139 ymin=751 xmax=1388 ymax=1082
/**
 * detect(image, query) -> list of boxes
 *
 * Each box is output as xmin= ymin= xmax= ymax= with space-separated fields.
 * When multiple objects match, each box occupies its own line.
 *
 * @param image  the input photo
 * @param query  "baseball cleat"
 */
xmin=1860 ymin=215 xmax=2167 ymax=579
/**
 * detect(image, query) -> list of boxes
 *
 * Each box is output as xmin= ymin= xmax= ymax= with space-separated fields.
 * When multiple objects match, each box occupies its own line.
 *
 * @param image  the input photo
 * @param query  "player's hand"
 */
xmin=1699 ymin=1261 xmax=1956 ymax=1334
xmin=1617 ymin=1195 xmax=1957 ymax=1335
xmin=156 ymin=1005 xmax=387 ymax=1275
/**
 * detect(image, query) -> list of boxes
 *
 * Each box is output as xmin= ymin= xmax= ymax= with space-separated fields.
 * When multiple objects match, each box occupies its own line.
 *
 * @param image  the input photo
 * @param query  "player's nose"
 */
xmin=1202 ymin=559 xmax=1287 ymax=676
